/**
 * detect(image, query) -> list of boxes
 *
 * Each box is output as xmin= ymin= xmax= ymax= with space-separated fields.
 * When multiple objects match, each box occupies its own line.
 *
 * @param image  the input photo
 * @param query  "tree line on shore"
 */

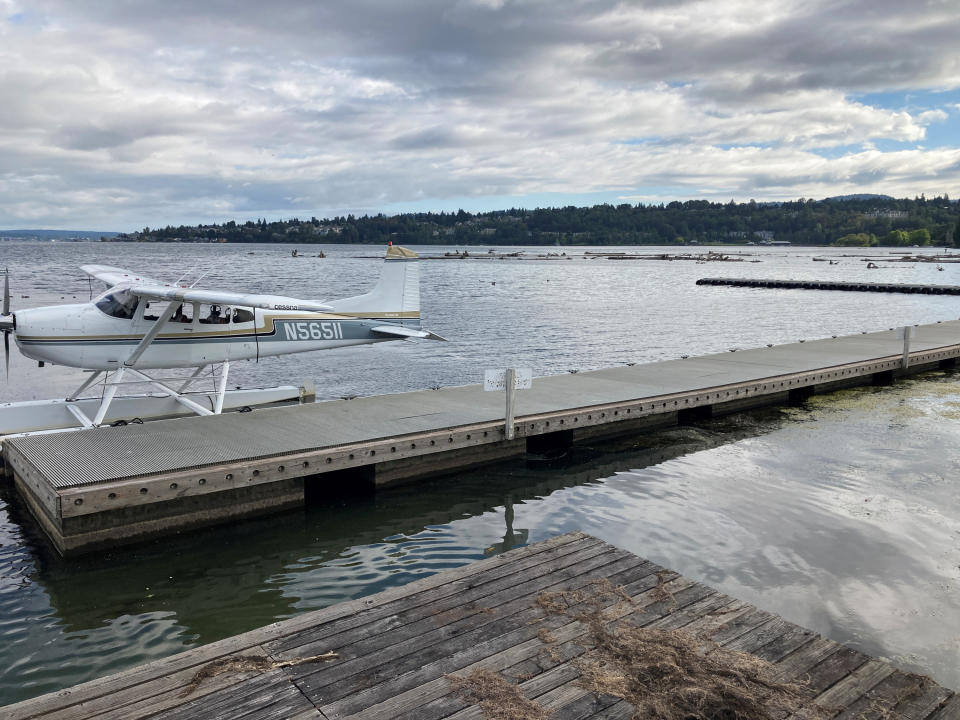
xmin=108 ymin=194 xmax=960 ymax=247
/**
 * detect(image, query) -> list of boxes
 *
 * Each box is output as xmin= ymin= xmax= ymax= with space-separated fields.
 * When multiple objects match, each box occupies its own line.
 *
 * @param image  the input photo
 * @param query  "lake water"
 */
xmin=0 ymin=242 xmax=958 ymax=705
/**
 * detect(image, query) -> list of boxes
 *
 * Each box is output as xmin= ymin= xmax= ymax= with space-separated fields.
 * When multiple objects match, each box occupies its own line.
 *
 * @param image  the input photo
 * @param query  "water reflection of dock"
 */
xmin=22 ymin=461 xmax=608 ymax=643
xmin=5 ymin=321 xmax=960 ymax=555
xmin=4 ymin=533 xmax=955 ymax=719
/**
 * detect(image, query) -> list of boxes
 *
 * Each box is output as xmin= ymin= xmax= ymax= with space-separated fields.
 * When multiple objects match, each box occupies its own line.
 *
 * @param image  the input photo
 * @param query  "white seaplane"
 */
xmin=0 ymin=244 xmax=442 ymax=435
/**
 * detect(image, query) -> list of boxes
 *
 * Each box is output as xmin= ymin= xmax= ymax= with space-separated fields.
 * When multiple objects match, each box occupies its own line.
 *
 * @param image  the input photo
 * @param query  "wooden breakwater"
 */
xmin=2 ymin=533 xmax=955 ymax=720
xmin=697 ymin=277 xmax=960 ymax=294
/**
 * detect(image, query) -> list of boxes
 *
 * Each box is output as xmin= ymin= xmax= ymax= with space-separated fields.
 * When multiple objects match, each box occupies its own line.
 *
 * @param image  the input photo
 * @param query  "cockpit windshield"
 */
xmin=95 ymin=289 xmax=139 ymax=319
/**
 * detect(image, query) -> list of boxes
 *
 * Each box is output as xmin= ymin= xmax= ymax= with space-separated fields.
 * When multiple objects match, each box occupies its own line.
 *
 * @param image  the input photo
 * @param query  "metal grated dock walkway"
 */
xmin=9 ymin=320 xmax=960 ymax=490
xmin=6 ymin=320 xmax=960 ymax=555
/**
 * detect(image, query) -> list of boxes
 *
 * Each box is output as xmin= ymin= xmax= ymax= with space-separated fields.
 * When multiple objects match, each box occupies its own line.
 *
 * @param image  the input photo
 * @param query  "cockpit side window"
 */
xmin=95 ymin=289 xmax=139 ymax=320
xmin=142 ymin=301 xmax=192 ymax=322
xmin=172 ymin=303 xmax=193 ymax=323
xmin=198 ymin=304 xmax=230 ymax=324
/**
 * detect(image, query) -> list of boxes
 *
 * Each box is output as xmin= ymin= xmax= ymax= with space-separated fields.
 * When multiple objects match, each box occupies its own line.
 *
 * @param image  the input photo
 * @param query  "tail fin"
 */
xmin=327 ymin=245 xmax=421 ymax=326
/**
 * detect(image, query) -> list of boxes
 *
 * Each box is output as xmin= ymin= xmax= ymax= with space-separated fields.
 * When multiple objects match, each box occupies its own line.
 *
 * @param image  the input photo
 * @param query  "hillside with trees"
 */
xmin=108 ymin=195 xmax=960 ymax=247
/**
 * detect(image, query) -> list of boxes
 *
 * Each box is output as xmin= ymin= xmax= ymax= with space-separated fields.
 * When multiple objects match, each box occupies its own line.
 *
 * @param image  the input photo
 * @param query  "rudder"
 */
xmin=326 ymin=245 xmax=420 ymax=325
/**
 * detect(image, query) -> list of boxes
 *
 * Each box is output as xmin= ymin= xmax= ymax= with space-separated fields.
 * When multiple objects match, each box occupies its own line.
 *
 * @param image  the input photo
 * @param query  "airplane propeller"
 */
xmin=1 ymin=269 xmax=12 ymax=380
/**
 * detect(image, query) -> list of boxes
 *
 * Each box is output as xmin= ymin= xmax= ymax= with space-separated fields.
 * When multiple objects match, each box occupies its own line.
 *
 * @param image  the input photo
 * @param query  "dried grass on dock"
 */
xmin=535 ymin=579 xmax=812 ymax=720
xmin=447 ymin=668 xmax=549 ymax=720
xmin=180 ymin=651 xmax=337 ymax=697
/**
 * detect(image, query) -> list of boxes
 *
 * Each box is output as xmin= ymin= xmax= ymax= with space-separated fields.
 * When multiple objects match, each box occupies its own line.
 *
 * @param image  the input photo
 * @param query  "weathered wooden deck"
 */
xmin=4 ymin=533 xmax=956 ymax=720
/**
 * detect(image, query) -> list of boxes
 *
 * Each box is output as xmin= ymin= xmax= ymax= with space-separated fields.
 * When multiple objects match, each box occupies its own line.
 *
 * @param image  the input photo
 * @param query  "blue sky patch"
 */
xmin=853 ymin=89 xmax=959 ymax=150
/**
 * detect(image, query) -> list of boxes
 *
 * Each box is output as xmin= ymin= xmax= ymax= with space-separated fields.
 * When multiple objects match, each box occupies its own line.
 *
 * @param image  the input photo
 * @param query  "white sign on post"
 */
xmin=484 ymin=368 xmax=532 ymax=441
xmin=484 ymin=368 xmax=532 ymax=391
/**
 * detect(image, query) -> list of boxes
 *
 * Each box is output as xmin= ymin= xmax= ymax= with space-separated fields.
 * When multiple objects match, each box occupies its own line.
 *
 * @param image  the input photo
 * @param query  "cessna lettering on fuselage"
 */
xmin=284 ymin=321 xmax=343 ymax=340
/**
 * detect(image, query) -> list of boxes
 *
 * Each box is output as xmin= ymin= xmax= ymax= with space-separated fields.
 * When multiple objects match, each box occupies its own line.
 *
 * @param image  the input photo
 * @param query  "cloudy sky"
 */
xmin=1 ymin=0 xmax=959 ymax=231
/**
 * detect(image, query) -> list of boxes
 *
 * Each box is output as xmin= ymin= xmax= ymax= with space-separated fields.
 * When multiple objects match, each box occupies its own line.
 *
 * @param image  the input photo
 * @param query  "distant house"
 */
xmin=724 ymin=230 xmax=774 ymax=241
xmin=864 ymin=209 xmax=907 ymax=219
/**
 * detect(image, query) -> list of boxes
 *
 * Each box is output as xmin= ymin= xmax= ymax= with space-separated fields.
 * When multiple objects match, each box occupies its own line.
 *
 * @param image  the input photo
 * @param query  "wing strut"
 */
xmin=124 ymin=303 xmax=178 ymax=367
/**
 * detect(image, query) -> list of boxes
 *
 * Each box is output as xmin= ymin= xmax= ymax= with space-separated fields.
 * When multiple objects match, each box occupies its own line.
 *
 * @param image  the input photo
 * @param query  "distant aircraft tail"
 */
xmin=327 ymin=245 xmax=422 ymax=327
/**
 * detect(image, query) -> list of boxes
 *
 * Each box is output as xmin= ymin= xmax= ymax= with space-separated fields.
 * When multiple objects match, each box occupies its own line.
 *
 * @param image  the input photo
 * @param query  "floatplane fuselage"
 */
xmin=14 ymin=288 xmax=424 ymax=370
xmin=0 ymin=245 xmax=443 ymax=432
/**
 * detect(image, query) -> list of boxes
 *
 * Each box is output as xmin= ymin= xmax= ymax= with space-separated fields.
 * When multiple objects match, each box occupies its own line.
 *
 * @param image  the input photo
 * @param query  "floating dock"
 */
xmin=3 ymin=533 xmax=955 ymax=719
xmin=4 ymin=320 xmax=960 ymax=555
xmin=697 ymin=277 xmax=960 ymax=294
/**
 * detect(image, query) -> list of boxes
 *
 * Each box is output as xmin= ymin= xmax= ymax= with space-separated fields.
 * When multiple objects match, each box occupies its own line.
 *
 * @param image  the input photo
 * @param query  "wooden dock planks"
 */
xmin=2 ymin=532 xmax=954 ymax=720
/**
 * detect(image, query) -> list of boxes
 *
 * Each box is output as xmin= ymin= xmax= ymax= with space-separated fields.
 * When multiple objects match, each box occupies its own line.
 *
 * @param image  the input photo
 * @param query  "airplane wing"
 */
xmin=371 ymin=325 xmax=447 ymax=341
xmin=129 ymin=283 xmax=334 ymax=313
xmin=81 ymin=265 xmax=332 ymax=312
xmin=81 ymin=265 xmax=171 ymax=288
xmin=81 ymin=264 xmax=444 ymax=325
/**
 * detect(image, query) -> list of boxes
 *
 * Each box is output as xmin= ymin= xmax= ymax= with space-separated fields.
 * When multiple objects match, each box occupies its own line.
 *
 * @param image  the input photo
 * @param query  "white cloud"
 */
xmin=0 ymin=0 xmax=958 ymax=229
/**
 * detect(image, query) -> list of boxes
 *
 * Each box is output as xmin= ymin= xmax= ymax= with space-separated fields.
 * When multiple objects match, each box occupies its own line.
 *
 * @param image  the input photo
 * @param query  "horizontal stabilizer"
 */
xmin=371 ymin=325 xmax=446 ymax=341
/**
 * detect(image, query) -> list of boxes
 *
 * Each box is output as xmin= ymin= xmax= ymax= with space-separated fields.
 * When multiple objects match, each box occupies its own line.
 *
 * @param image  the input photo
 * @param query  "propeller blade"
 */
xmin=2 ymin=269 xmax=9 ymax=381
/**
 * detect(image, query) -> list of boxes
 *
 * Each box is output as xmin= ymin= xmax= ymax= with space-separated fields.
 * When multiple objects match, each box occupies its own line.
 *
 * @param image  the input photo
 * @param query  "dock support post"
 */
xmin=505 ymin=368 xmax=516 ymax=440
xmin=678 ymin=404 xmax=713 ymax=424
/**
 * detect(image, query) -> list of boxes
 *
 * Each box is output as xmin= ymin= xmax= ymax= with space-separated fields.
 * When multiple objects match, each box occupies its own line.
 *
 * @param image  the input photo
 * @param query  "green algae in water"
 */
xmin=781 ymin=371 xmax=960 ymax=422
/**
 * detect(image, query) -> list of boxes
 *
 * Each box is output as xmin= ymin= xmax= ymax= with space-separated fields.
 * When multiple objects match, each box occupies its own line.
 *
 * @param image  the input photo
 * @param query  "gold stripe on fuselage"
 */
xmin=16 ymin=311 xmax=421 ymax=343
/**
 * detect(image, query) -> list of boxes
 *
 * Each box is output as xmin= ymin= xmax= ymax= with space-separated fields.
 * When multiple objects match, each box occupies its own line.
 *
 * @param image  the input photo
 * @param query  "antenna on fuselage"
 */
xmin=175 ymin=263 xmax=199 ymax=286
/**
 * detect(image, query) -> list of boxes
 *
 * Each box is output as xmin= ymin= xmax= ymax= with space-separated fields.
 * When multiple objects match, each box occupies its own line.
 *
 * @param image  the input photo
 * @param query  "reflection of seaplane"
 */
xmin=0 ymin=245 xmax=443 ymax=434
